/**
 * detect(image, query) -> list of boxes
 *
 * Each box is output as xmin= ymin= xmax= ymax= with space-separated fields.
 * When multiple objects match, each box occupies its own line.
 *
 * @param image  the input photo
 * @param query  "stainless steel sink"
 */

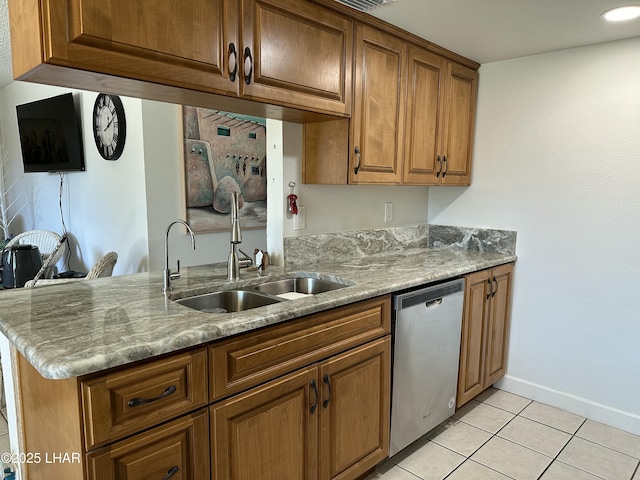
xmin=254 ymin=276 xmax=348 ymax=296
xmin=174 ymin=275 xmax=351 ymax=314
xmin=174 ymin=289 xmax=283 ymax=313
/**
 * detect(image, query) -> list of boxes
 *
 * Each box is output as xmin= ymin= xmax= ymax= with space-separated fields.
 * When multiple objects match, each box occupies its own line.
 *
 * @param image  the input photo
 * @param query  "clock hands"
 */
xmin=104 ymin=112 xmax=115 ymax=131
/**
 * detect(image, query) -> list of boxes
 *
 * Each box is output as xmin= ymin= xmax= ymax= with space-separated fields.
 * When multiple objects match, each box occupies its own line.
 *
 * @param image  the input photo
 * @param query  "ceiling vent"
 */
xmin=335 ymin=0 xmax=396 ymax=13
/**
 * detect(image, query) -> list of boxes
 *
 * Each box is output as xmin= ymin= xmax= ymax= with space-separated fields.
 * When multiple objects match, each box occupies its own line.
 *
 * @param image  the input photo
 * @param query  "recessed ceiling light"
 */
xmin=601 ymin=5 xmax=640 ymax=21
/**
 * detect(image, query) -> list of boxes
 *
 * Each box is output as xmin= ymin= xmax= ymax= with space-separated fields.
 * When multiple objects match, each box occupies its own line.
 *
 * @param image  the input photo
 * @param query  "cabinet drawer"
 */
xmin=86 ymin=408 xmax=210 ymax=480
xmin=209 ymin=296 xmax=391 ymax=401
xmin=82 ymin=348 xmax=208 ymax=449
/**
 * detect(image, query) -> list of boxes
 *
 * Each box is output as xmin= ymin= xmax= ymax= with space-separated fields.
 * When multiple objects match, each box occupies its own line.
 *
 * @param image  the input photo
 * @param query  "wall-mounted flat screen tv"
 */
xmin=16 ymin=93 xmax=86 ymax=173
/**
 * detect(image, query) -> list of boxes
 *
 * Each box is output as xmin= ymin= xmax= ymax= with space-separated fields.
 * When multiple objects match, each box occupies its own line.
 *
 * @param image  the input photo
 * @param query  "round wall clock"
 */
xmin=93 ymin=93 xmax=126 ymax=161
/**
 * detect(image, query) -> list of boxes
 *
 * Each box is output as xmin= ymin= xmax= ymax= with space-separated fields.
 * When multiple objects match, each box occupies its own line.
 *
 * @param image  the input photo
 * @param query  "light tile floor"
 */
xmin=367 ymin=388 xmax=640 ymax=480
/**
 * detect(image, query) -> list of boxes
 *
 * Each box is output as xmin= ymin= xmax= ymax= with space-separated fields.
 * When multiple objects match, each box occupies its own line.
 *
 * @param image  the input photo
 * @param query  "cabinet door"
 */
xmin=350 ymin=24 xmax=406 ymax=184
xmin=86 ymin=409 xmax=210 ymax=480
xmin=46 ymin=0 xmax=238 ymax=94
xmin=318 ymin=337 xmax=391 ymax=480
xmin=211 ymin=366 xmax=318 ymax=480
xmin=484 ymin=263 xmax=514 ymax=387
xmin=440 ymin=62 xmax=478 ymax=185
xmin=403 ymin=46 xmax=445 ymax=185
xmin=457 ymin=269 xmax=490 ymax=408
xmin=241 ymin=0 xmax=352 ymax=116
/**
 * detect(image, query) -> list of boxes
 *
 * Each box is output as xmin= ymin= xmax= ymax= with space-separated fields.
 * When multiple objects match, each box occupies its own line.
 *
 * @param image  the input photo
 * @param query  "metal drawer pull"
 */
xmin=127 ymin=385 xmax=177 ymax=407
xmin=162 ymin=466 xmax=179 ymax=480
xmin=229 ymin=43 xmax=238 ymax=82
xmin=323 ymin=374 xmax=331 ymax=408
xmin=310 ymin=379 xmax=318 ymax=414
xmin=492 ymin=276 xmax=498 ymax=297
xmin=486 ymin=278 xmax=493 ymax=300
xmin=436 ymin=155 xmax=442 ymax=178
xmin=354 ymin=146 xmax=361 ymax=175
xmin=244 ymin=47 xmax=253 ymax=85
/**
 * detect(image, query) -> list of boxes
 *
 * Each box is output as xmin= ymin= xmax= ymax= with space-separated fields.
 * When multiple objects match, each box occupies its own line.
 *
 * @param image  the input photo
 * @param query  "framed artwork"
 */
xmin=182 ymin=106 xmax=267 ymax=232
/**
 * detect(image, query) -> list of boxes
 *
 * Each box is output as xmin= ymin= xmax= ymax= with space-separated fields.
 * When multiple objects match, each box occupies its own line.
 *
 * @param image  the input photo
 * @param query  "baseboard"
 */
xmin=496 ymin=375 xmax=640 ymax=436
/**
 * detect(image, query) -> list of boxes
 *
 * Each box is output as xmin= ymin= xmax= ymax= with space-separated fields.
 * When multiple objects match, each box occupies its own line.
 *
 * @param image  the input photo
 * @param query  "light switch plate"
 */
xmin=294 ymin=206 xmax=306 ymax=230
xmin=384 ymin=202 xmax=393 ymax=222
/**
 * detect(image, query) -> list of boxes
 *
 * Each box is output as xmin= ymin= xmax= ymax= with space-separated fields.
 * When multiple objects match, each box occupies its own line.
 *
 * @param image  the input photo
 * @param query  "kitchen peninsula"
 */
xmin=0 ymin=225 xmax=516 ymax=480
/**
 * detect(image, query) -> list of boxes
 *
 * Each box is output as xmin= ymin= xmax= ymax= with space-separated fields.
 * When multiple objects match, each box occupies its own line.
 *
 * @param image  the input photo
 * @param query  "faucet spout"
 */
xmin=163 ymin=219 xmax=196 ymax=293
xmin=228 ymin=192 xmax=242 ymax=281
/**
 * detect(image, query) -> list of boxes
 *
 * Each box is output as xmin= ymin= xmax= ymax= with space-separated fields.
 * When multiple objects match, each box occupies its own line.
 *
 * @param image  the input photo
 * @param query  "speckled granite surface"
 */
xmin=428 ymin=225 xmax=517 ymax=254
xmin=0 ymin=228 xmax=516 ymax=380
xmin=284 ymin=224 xmax=429 ymax=267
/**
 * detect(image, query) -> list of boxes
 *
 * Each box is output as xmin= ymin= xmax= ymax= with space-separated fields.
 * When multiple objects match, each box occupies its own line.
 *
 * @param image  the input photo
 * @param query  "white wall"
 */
xmin=282 ymin=122 xmax=429 ymax=237
xmin=429 ymin=37 xmax=640 ymax=434
xmin=0 ymin=82 xmax=148 ymax=275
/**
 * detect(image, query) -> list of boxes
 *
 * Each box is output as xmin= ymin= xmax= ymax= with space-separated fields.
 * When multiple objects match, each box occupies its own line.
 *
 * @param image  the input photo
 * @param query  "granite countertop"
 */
xmin=0 ymin=246 xmax=516 ymax=380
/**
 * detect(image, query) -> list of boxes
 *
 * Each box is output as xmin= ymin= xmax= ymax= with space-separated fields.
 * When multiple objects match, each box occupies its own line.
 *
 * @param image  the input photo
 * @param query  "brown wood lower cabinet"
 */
xmin=457 ymin=263 xmax=514 ymax=407
xmin=86 ymin=409 xmax=210 ymax=480
xmin=211 ymin=337 xmax=391 ymax=480
xmin=16 ymin=295 xmax=391 ymax=480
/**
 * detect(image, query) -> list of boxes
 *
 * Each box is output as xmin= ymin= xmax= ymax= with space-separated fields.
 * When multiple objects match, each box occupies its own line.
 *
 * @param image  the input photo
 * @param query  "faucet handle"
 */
xmin=170 ymin=260 xmax=181 ymax=280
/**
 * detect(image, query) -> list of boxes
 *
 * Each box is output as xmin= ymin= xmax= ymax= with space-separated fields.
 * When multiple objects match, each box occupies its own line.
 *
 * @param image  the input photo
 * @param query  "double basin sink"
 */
xmin=174 ymin=275 xmax=350 ymax=314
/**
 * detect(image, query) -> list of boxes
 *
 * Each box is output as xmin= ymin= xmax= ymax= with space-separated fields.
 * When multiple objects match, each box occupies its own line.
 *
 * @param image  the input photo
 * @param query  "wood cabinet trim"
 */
xmin=17 ymin=353 xmax=86 ymax=479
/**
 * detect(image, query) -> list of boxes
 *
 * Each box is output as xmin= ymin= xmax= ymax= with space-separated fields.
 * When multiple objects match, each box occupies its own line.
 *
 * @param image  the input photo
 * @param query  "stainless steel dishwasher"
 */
xmin=389 ymin=278 xmax=465 ymax=457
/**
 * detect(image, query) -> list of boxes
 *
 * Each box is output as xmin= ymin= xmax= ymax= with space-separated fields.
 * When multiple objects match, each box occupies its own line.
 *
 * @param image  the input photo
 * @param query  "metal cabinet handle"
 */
xmin=491 ymin=276 xmax=498 ymax=298
xmin=486 ymin=278 xmax=492 ymax=300
xmin=436 ymin=155 xmax=442 ymax=178
xmin=354 ymin=146 xmax=361 ymax=175
xmin=323 ymin=374 xmax=331 ymax=408
xmin=243 ymin=47 xmax=253 ymax=85
xmin=162 ymin=466 xmax=179 ymax=480
xmin=127 ymin=385 xmax=177 ymax=407
xmin=229 ymin=43 xmax=238 ymax=82
xmin=310 ymin=379 xmax=318 ymax=414
xmin=442 ymin=155 xmax=448 ymax=178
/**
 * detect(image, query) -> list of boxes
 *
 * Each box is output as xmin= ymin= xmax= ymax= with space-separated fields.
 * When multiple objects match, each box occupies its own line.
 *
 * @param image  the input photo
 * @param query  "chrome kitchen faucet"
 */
xmin=163 ymin=219 xmax=196 ymax=293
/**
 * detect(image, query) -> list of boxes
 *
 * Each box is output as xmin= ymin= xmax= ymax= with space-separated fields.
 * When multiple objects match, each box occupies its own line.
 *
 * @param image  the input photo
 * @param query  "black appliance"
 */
xmin=1 ymin=245 xmax=43 ymax=288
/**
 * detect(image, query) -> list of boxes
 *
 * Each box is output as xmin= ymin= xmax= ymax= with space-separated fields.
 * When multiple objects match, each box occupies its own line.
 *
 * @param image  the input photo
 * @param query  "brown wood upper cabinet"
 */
xmin=403 ymin=47 xmax=478 ymax=185
xmin=303 ymin=30 xmax=478 ymax=185
xmin=348 ymin=24 xmax=406 ymax=184
xmin=9 ymin=0 xmax=352 ymax=117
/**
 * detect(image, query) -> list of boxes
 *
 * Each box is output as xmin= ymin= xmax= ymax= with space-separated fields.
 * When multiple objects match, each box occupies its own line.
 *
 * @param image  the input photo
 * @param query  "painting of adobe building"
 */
xmin=183 ymin=106 xmax=267 ymax=232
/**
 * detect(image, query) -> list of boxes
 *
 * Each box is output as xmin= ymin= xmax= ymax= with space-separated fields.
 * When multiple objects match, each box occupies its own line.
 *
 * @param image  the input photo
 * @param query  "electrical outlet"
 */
xmin=384 ymin=202 xmax=393 ymax=222
xmin=294 ymin=206 xmax=306 ymax=230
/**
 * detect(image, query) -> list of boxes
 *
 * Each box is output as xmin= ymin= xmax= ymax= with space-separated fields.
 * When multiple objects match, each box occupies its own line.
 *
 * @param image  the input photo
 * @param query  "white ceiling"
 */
xmin=0 ymin=0 xmax=638 ymax=88
xmin=368 ymin=0 xmax=640 ymax=63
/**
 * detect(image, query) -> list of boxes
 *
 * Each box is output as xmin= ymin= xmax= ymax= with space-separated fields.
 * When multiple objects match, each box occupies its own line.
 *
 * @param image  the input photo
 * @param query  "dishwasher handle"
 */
xmin=425 ymin=298 xmax=443 ymax=308
xmin=394 ymin=279 xmax=464 ymax=311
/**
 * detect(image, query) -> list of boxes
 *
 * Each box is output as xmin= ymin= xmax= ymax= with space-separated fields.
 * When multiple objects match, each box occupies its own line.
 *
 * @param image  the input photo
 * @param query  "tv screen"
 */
xmin=16 ymin=93 xmax=86 ymax=173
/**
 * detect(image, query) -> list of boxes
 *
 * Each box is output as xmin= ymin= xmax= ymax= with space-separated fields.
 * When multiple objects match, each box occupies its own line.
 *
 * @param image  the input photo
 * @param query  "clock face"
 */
xmin=93 ymin=94 xmax=126 ymax=161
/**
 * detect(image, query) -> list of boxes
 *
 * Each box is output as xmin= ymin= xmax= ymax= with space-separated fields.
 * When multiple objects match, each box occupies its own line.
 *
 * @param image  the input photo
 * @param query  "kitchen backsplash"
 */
xmin=428 ymin=225 xmax=517 ymax=255
xmin=283 ymin=224 xmax=516 ymax=267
